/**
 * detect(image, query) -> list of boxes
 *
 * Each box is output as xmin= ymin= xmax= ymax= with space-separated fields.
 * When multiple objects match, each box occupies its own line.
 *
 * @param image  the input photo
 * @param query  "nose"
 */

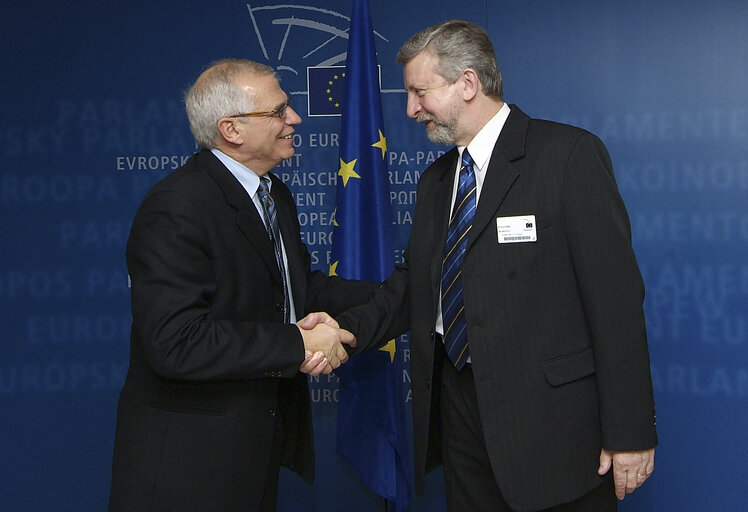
xmin=406 ymin=93 xmax=421 ymax=119
xmin=285 ymin=105 xmax=302 ymax=125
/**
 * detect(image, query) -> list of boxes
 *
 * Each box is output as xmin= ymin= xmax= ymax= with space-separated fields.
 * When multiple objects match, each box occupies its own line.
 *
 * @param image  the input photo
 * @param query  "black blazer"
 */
xmin=109 ymin=150 xmax=375 ymax=511
xmin=338 ymin=105 xmax=657 ymax=511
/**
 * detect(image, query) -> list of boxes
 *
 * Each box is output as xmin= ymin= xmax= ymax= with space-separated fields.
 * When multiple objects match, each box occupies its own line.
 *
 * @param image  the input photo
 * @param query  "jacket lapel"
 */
xmin=198 ymin=150 xmax=280 ymax=281
xmin=467 ymin=105 xmax=528 ymax=251
xmin=429 ymin=148 xmax=460 ymax=302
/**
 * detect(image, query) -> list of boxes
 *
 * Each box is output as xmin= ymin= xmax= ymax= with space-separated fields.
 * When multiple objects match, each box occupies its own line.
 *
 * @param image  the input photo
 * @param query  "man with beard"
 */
xmin=325 ymin=19 xmax=658 ymax=512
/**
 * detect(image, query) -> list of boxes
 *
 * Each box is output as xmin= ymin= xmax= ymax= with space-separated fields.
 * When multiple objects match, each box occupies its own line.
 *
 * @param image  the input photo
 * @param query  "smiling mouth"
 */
xmin=279 ymin=133 xmax=294 ymax=140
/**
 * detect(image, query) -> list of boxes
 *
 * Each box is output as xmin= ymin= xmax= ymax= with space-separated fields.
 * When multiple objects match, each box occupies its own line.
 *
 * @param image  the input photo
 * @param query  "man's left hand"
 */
xmin=598 ymin=447 xmax=655 ymax=499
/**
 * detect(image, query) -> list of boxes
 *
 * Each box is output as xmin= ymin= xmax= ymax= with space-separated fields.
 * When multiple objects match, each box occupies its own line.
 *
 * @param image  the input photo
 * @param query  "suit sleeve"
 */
xmin=335 ymin=164 xmax=448 ymax=352
xmin=562 ymin=132 xmax=658 ymax=450
xmin=333 ymin=170 xmax=442 ymax=353
xmin=127 ymin=189 xmax=305 ymax=382
xmin=335 ymin=262 xmax=411 ymax=354
xmin=304 ymin=270 xmax=380 ymax=316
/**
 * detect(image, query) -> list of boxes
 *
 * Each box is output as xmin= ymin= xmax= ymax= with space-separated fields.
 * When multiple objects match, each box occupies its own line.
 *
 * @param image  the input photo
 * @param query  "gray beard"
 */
xmin=419 ymin=110 xmax=458 ymax=146
xmin=426 ymin=122 xmax=455 ymax=145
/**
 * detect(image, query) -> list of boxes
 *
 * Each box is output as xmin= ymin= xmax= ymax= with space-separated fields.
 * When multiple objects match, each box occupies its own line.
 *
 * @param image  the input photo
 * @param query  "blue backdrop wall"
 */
xmin=1 ymin=1 xmax=746 ymax=510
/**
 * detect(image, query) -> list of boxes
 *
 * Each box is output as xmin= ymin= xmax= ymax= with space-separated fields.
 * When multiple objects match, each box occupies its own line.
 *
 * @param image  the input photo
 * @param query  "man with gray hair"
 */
xmin=109 ymin=59 xmax=376 ymax=511
xmin=333 ymin=20 xmax=658 ymax=511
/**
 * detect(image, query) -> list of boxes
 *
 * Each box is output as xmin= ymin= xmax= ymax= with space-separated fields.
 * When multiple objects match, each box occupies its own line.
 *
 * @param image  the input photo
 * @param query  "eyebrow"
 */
xmin=407 ymin=84 xmax=435 ymax=94
xmin=276 ymin=96 xmax=290 ymax=108
xmin=259 ymin=95 xmax=289 ymax=111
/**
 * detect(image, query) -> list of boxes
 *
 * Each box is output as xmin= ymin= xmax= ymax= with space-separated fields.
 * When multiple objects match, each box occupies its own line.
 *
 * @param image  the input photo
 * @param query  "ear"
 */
xmin=461 ymin=68 xmax=480 ymax=101
xmin=216 ymin=117 xmax=243 ymax=145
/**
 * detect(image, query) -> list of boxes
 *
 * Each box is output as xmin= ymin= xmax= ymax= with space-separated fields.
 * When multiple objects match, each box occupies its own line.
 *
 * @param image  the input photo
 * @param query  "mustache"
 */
xmin=417 ymin=113 xmax=441 ymax=125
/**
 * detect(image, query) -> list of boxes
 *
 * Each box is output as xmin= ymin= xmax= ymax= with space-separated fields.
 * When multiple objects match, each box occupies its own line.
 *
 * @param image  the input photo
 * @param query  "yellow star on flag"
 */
xmin=331 ymin=207 xmax=339 ymax=227
xmin=372 ymin=129 xmax=387 ymax=159
xmin=338 ymin=158 xmax=361 ymax=187
xmin=379 ymin=339 xmax=396 ymax=363
xmin=329 ymin=260 xmax=339 ymax=277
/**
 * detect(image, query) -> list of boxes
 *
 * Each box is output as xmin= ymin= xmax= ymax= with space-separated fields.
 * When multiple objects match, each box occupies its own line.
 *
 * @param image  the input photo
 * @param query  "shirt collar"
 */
xmin=459 ymin=102 xmax=511 ymax=171
xmin=210 ymin=148 xmax=263 ymax=197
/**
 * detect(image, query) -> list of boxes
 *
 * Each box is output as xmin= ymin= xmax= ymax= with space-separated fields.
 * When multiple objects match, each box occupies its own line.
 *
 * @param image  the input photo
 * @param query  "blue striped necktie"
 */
xmin=441 ymin=150 xmax=476 ymax=370
xmin=258 ymin=176 xmax=290 ymax=322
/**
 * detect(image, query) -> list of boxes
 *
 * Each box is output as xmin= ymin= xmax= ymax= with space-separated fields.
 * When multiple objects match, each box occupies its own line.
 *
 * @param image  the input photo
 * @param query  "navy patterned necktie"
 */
xmin=258 ymin=176 xmax=290 ymax=322
xmin=441 ymin=149 xmax=477 ymax=370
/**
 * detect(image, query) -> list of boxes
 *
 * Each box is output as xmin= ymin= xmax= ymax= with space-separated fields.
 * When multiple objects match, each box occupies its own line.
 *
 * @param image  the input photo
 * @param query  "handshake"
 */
xmin=296 ymin=312 xmax=356 ymax=376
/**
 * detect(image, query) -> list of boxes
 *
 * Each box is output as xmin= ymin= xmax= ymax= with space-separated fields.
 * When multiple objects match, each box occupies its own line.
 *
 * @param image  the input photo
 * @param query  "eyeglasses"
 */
xmin=230 ymin=101 xmax=292 ymax=120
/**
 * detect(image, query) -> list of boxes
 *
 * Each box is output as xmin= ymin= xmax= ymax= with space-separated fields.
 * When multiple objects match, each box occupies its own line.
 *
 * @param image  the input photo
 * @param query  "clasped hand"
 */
xmin=296 ymin=312 xmax=356 ymax=376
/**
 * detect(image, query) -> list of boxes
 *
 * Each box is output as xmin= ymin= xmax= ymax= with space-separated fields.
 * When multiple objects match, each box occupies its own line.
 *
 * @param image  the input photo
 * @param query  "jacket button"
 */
xmin=269 ymin=409 xmax=277 ymax=416
xmin=275 ymin=303 xmax=284 ymax=312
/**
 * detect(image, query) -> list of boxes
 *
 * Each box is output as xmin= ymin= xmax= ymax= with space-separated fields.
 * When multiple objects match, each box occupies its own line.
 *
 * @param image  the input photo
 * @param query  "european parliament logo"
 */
xmin=307 ymin=66 xmax=346 ymax=117
xmin=306 ymin=65 xmax=383 ymax=117
xmin=243 ymin=2 xmax=388 ymax=116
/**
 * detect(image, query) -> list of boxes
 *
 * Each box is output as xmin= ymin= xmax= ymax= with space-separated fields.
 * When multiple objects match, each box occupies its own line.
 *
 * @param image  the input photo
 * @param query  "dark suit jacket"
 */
xmin=338 ymin=105 xmax=658 ymax=511
xmin=109 ymin=150 xmax=375 ymax=512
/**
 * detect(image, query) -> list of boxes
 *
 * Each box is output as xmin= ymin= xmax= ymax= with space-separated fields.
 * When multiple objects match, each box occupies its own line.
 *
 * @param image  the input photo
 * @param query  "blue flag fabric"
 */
xmin=330 ymin=0 xmax=412 ymax=510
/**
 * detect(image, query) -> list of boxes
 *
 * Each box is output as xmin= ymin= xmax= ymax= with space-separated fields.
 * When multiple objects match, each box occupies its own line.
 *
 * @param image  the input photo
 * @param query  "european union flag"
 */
xmin=330 ymin=0 xmax=412 ymax=511
xmin=307 ymin=66 xmax=346 ymax=116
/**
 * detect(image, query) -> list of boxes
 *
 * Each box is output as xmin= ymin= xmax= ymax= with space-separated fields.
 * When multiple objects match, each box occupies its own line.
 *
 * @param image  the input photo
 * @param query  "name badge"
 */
xmin=496 ymin=215 xmax=537 ymax=243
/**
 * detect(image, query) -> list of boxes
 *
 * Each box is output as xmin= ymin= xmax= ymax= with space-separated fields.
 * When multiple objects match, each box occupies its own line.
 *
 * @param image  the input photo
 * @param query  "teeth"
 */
xmin=280 ymin=134 xmax=293 ymax=139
